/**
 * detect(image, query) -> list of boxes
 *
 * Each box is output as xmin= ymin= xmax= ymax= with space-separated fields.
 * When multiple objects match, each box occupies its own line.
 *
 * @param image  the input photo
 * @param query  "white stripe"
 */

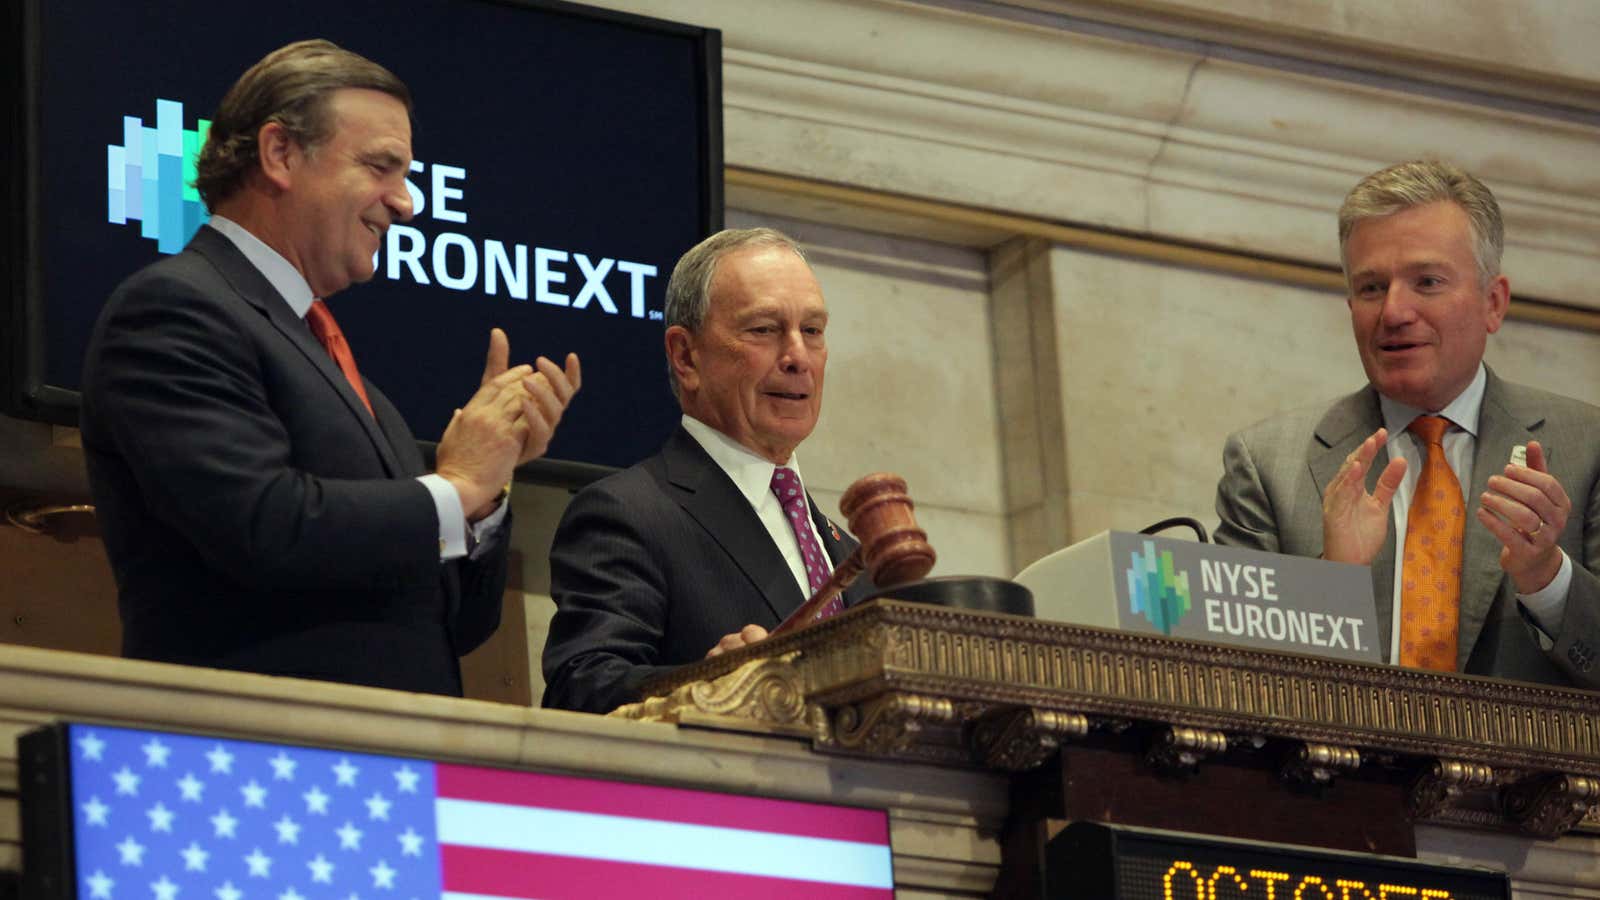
xmin=445 ymin=892 xmax=544 ymax=900
xmin=436 ymin=798 xmax=892 ymax=889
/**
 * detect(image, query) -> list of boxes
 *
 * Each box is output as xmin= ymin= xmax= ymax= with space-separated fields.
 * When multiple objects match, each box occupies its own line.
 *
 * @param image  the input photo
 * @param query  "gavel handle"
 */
xmin=772 ymin=549 xmax=866 ymax=635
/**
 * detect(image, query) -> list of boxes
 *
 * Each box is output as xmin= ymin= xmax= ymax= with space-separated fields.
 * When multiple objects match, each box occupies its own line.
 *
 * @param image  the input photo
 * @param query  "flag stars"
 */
xmin=303 ymin=785 xmax=331 ymax=815
xmin=87 ymin=869 xmax=115 ymax=899
xmin=332 ymin=758 xmax=359 ymax=787
xmin=241 ymin=780 xmax=268 ymax=808
xmin=78 ymin=731 xmax=107 ymax=762
xmin=180 ymin=841 xmax=209 ymax=872
xmin=117 ymin=835 xmax=146 ymax=866
xmin=308 ymin=854 xmax=336 ymax=883
xmin=397 ymin=827 xmax=424 ymax=856
xmin=205 ymin=745 xmax=234 ymax=775
xmin=364 ymin=792 xmax=392 ymax=821
xmin=210 ymin=809 xmax=239 ymax=839
xmin=141 ymin=739 xmax=171 ymax=769
xmin=336 ymin=821 xmax=364 ymax=851
xmin=83 ymin=795 xmax=111 ymax=827
xmin=244 ymin=848 xmax=273 ymax=878
xmin=269 ymin=752 xmax=297 ymax=781
xmin=177 ymin=773 xmax=205 ymax=802
xmin=146 ymin=802 xmax=175 ymax=833
xmin=114 ymin=766 xmax=142 ymax=796
xmin=273 ymin=814 xmax=302 ymax=845
xmin=214 ymin=883 xmax=242 ymax=900
xmin=369 ymin=860 xmax=397 ymax=890
xmin=151 ymin=875 xmax=179 ymax=900
xmin=392 ymin=766 xmax=420 ymax=794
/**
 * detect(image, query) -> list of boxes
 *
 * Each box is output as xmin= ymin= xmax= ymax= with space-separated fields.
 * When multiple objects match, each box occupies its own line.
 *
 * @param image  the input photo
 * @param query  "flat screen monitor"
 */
xmin=3 ymin=0 xmax=722 ymax=485
xmin=19 ymin=721 xmax=896 ymax=899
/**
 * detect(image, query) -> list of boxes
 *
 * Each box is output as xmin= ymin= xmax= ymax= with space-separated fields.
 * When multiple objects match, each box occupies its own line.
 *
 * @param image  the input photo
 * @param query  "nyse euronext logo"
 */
xmin=105 ymin=101 xmax=661 ymax=320
xmin=107 ymin=100 xmax=212 ymax=254
xmin=1126 ymin=540 xmax=1192 ymax=635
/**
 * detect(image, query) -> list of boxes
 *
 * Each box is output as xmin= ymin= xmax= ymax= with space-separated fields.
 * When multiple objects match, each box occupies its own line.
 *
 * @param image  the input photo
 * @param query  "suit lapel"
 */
xmin=1458 ymin=370 xmax=1537 ymax=667
xmin=662 ymin=429 xmax=806 ymax=622
xmin=190 ymin=228 xmax=404 ymax=477
xmin=811 ymin=501 xmax=853 ymax=567
xmin=1310 ymin=387 xmax=1396 ymax=656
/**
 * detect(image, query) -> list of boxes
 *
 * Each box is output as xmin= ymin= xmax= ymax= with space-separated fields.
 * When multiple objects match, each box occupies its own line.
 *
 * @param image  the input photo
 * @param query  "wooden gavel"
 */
xmin=772 ymin=472 xmax=935 ymax=634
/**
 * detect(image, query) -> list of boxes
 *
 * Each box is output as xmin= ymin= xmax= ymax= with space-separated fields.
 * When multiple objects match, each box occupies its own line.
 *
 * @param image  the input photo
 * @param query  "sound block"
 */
xmin=858 ymin=575 xmax=1034 ymax=617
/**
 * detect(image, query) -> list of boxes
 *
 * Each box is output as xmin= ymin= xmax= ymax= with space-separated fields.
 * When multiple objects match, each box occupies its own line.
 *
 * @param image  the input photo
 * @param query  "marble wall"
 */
xmin=512 ymin=0 xmax=1600 ymax=700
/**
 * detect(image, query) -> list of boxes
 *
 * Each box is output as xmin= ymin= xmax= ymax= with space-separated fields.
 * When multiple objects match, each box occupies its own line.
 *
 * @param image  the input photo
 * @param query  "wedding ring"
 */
xmin=1530 ymin=519 xmax=1544 ymax=537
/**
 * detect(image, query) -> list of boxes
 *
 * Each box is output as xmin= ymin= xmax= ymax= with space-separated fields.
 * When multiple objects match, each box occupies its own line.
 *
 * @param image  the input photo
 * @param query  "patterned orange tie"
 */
xmin=1399 ymin=415 xmax=1464 ymax=671
xmin=304 ymin=300 xmax=374 ymax=417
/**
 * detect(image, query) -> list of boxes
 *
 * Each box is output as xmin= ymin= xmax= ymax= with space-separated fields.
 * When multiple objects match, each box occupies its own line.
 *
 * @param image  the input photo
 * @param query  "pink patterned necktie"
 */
xmin=770 ymin=467 xmax=842 ymax=620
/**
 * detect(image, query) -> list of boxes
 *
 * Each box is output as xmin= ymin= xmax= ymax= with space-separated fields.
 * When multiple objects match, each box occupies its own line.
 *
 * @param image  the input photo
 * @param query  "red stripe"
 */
xmin=441 ymin=843 xmax=892 ymax=900
xmin=435 ymin=764 xmax=888 ymax=845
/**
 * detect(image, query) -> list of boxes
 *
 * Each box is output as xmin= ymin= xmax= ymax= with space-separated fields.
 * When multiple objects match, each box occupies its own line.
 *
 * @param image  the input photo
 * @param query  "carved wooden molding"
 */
xmin=1501 ymin=774 xmax=1600 ymax=838
xmin=1146 ymin=726 xmax=1229 ymax=772
xmin=969 ymin=708 xmax=1090 ymax=772
xmin=1409 ymin=759 xmax=1497 ymax=820
xmin=1281 ymin=742 xmax=1363 ymax=786
xmin=637 ymin=600 xmax=1600 ymax=836
xmin=614 ymin=652 xmax=820 ymax=739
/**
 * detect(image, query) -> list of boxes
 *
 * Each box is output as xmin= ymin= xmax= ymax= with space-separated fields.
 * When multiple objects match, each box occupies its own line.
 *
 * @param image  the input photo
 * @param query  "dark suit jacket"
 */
xmin=542 ymin=426 xmax=873 ymax=713
xmin=1214 ymin=369 xmax=1600 ymax=688
xmin=80 ymin=226 xmax=507 ymax=695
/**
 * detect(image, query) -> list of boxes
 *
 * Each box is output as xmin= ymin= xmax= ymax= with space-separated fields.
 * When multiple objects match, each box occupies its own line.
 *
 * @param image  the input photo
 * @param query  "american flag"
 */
xmin=64 ymin=724 xmax=894 ymax=899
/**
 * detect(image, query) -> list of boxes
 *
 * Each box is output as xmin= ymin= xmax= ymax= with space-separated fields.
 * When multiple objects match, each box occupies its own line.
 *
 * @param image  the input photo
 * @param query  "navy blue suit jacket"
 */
xmin=543 ymin=427 xmax=872 ymax=713
xmin=81 ymin=226 xmax=506 ymax=695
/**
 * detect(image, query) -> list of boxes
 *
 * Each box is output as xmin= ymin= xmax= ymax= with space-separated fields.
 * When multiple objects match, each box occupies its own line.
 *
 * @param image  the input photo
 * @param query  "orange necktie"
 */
xmin=1399 ymin=415 xmax=1464 ymax=671
xmin=305 ymin=300 xmax=374 ymax=417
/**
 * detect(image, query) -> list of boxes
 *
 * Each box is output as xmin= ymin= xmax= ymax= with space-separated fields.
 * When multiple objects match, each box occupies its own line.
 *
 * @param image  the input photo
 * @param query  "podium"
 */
xmin=2 ymin=600 xmax=1597 ymax=897
xmin=618 ymin=598 xmax=1600 ymax=895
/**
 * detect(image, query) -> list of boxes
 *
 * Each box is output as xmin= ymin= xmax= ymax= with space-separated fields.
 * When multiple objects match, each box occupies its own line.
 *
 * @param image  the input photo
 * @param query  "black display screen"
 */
xmin=6 ymin=0 xmax=721 ymax=483
xmin=1047 ymin=822 xmax=1510 ymax=900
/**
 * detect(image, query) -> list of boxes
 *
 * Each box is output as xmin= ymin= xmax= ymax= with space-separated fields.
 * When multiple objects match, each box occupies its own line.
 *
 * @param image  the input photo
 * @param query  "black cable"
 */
xmin=1138 ymin=516 xmax=1209 ymax=543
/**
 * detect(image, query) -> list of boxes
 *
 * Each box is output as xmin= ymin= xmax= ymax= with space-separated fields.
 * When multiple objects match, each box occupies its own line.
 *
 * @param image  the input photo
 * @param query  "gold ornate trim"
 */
xmin=635 ymin=601 xmax=1600 ymax=836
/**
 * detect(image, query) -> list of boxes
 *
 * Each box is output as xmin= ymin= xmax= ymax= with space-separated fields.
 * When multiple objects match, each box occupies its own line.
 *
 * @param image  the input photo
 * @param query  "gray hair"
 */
xmin=1337 ymin=159 xmax=1503 ymax=288
xmin=663 ymin=227 xmax=807 ymax=398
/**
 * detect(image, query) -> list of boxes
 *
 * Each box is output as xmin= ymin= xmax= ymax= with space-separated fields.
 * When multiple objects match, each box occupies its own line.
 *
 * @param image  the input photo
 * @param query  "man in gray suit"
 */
xmin=1215 ymin=160 xmax=1599 ymax=689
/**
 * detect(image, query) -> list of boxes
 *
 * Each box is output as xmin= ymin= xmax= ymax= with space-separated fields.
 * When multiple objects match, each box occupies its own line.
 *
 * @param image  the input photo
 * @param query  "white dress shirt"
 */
xmin=206 ymin=216 xmax=504 ymax=560
xmin=1378 ymin=363 xmax=1571 ymax=660
xmin=679 ymin=415 xmax=831 ymax=601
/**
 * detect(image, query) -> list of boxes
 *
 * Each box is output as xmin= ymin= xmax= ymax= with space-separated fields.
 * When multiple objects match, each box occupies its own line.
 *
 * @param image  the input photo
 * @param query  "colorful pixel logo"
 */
xmin=107 ymin=100 xmax=211 ymax=254
xmin=1126 ymin=540 xmax=1192 ymax=635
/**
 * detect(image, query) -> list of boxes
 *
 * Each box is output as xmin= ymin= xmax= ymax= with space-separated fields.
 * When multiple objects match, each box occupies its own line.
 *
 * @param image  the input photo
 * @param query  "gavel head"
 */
xmin=839 ymin=473 xmax=935 ymax=587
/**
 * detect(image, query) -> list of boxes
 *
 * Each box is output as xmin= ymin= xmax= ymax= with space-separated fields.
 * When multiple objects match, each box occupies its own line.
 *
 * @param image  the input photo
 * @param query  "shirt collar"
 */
xmin=679 ymin=414 xmax=804 ymax=511
xmin=206 ymin=215 xmax=316 ymax=318
xmin=1378 ymin=362 xmax=1486 ymax=438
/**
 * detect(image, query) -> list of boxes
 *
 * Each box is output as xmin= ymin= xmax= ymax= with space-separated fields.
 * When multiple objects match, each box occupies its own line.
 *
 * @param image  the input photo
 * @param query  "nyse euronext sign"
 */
xmin=108 ymin=100 xmax=660 ymax=320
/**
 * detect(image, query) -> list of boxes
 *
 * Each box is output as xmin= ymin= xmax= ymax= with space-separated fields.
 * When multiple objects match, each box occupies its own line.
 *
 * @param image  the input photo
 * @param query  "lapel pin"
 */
xmin=829 ymin=520 xmax=842 ymax=541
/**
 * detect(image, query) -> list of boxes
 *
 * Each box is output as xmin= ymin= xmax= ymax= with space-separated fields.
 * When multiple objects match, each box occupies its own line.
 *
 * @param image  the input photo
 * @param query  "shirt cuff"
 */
xmin=1516 ymin=550 xmax=1573 ymax=640
xmin=418 ymin=473 xmax=468 ymax=561
xmin=467 ymin=491 xmax=510 ymax=560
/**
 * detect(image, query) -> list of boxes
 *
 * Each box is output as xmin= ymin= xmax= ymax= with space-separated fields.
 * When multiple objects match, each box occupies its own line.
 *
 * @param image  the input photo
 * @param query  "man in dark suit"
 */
xmin=1215 ymin=160 xmax=1599 ymax=688
xmin=81 ymin=40 xmax=580 ymax=695
xmin=543 ymin=228 xmax=870 ymax=714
